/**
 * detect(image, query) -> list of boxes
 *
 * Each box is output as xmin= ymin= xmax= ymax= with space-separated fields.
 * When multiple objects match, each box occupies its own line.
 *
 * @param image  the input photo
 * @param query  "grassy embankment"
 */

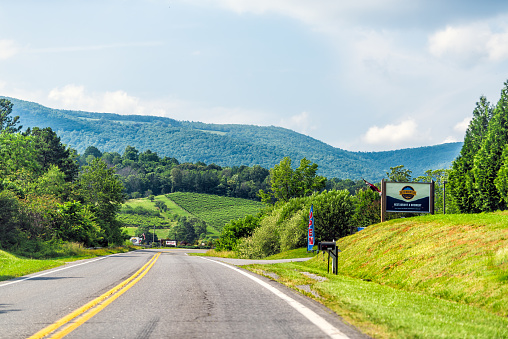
xmin=0 ymin=245 xmax=135 ymax=282
xmin=245 ymin=212 xmax=508 ymax=338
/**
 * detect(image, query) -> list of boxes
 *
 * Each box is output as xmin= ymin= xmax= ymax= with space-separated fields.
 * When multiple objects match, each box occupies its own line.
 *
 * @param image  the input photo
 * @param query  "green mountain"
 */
xmin=4 ymin=97 xmax=462 ymax=180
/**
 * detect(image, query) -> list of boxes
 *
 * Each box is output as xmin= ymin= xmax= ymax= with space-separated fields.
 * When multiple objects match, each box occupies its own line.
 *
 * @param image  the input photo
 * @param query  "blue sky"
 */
xmin=1 ymin=0 xmax=508 ymax=151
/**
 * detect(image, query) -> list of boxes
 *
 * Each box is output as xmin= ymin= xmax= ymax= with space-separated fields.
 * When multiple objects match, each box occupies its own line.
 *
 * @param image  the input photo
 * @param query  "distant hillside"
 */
xmin=4 ymin=97 xmax=462 ymax=180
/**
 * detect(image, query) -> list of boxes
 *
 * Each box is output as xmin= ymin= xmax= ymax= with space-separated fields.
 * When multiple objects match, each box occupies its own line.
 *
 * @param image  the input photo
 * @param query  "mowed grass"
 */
xmin=166 ymin=192 xmax=263 ymax=230
xmin=246 ymin=212 xmax=508 ymax=338
xmin=124 ymin=195 xmax=192 ymax=219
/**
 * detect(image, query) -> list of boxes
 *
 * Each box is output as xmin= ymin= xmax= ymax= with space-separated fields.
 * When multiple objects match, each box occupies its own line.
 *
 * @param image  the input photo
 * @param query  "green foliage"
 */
xmin=312 ymin=190 xmax=356 ymax=241
xmin=236 ymin=190 xmax=356 ymax=258
xmin=351 ymin=189 xmax=380 ymax=229
xmin=259 ymin=157 xmax=326 ymax=203
xmin=52 ymin=201 xmax=102 ymax=247
xmin=154 ymin=200 xmax=168 ymax=212
xmin=215 ymin=215 xmax=260 ymax=251
xmin=166 ymin=192 xmax=263 ymax=230
xmin=386 ymin=165 xmax=412 ymax=182
xmin=73 ymin=158 xmax=126 ymax=245
xmin=0 ymin=98 xmax=22 ymax=133
xmin=0 ymin=132 xmax=41 ymax=187
xmin=26 ymin=127 xmax=79 ymax=182
xmin=5 ymin=96 xmax=462 ymax=181
xmin=449 ymin=96 xmax=492 ymax=213
xmin=237 ymin=212 xmax=281 ymax=259
xmin=0 ymin=190 xmax=25 ymax=248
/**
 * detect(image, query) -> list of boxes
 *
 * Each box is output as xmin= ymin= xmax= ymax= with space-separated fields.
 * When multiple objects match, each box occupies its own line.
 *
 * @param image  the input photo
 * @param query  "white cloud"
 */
xmin=362 ymin=119 xmax=420 ymax=146
xmin=442 ymin=136 xmax=458 ymax=144
xmin=0 ymin=40 xmax=19 ymax=60
xmin=428 ymin=16 xmax=508 ymax=64
xmin=48 ymin=85 xmax=145 ymax=115
xmin=453 ymin=116 xmax=471 ymax=134
xmin=279 ymin=111 xmax=316 ymax=135
xmin=45 ymin=85 xmax=275 ymax=126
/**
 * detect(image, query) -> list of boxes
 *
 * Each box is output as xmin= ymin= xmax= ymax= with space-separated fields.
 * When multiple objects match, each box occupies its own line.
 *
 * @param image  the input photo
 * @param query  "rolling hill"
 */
xmin=4 ymin=96 xmax=462 ymax=180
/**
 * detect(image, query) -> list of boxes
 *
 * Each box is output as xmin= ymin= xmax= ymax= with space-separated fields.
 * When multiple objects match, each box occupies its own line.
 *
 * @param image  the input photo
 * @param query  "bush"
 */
xmin=235 ymin=190 xmax=356 ymax=258
xmin=215 ymin=215 xmax=260 ymax=251
xmin=312 ymin=190 xmax=356 ymax=242
xmin=236 ymin=212 xmax=280 ymax=259
xmin=279 ymin=209 xmax=307 ymax=252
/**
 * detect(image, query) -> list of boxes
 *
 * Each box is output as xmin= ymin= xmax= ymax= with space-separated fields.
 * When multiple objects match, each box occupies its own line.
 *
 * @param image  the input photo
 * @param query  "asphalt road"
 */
xmin=0 ymin=249 xmax=369 ymax=339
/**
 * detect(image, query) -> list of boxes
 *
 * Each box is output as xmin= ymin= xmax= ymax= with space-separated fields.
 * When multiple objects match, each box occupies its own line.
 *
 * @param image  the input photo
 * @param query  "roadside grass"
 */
xmin=247 ymin=262 xmax=508 ymax=339
xmin=263 ymin=247 xmax=316 ymax=260
xmin=191 ymin=247 xmax=317 ymax=259
xmin=166 ymin=192 xmax=263 ymax=231
xmin=0 ymin=245 xmax=135 ymax=282
xmin=188 ymin=250 xmax=238 ymax=258
xmin=244 ymin=211 xmax=508 ymax=338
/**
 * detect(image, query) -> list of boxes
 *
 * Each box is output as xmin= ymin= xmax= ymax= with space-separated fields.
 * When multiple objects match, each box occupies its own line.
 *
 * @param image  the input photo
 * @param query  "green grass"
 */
xmin=0 ymin=245 xmax=135 ymax=282
xmin=248 ymin=262 xmax=508 ymax=339
xmin=263 ymin=247 xmax=317 ymax=260
xmin=166 ymin=192 xmax=263 ymax=230
xmin=245 ymin=212 xmax=508 ymax=338
xmin=123 ymin=195 xmax=192 ymax=220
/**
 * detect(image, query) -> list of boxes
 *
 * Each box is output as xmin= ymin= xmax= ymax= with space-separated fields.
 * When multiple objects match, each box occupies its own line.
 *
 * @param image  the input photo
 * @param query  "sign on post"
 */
xmin=307 ymin=204 xmax=314 ymax=251
xmin=381 ymin=180 xmax=434 ymax=221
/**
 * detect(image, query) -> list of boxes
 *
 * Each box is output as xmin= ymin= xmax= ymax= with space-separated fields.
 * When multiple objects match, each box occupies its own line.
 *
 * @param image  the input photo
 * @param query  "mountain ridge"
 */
xmin=3 ymin=96 xmax=462 ymax=180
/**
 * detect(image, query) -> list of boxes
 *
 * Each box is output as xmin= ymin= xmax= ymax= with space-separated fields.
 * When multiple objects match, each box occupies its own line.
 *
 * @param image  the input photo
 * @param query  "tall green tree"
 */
xmin=449 ymin=96 xmax=492 ymax=213
xmin=73 ymin=158 xmax=126 ymax=245
xmin=27 ymin=127 xmax=79 ymax=182
xmin=472 ymin=81 xmax=508 ymax=211
xmin=259 ymin=157 xmax=326 ymax=203
xmin=386 ymin=165 xmax=412 ymax=182
xmin=0 ymin=99 xmax=22 ymax=133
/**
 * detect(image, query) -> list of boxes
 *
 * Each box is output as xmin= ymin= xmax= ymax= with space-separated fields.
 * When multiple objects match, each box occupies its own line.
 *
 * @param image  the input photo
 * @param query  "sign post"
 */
xmin=381 ymin=181 xmax=434 ymax=221
xmin=307 ymin=204 xmax=315 ymax=252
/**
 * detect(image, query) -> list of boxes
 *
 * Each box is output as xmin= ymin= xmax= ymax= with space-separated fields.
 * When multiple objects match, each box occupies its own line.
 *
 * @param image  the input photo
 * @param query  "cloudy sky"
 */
xmin=1 ymin=0 xmax=508 ymax=151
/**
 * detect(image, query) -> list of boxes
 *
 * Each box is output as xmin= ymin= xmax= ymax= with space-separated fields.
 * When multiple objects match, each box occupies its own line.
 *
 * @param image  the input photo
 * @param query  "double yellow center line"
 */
xmin=29 ymin=252 xmax=161 ymax=339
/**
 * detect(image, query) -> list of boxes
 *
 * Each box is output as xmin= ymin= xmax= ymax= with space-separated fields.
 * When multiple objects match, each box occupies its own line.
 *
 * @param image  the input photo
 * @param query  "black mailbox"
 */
xmin=319 ymin=241 xmax=336 ymax=251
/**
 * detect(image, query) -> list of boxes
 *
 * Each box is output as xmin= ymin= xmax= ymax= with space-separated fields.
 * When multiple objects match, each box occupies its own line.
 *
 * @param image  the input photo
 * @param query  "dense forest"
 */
xmin=3 ymin=97 xmax=462 ymax=181
xmin=77 ymin=144 xmax=369 ymax=201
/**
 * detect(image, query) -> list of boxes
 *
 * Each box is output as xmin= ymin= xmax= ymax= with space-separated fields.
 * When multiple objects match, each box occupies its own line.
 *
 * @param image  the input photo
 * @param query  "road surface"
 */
xmin=0 ymin=249 xmax=369 ymax=339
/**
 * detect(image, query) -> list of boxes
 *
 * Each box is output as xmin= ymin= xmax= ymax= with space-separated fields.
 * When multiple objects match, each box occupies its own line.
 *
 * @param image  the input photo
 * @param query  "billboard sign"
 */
xmin=385 ymin=182 xmax=433 ymax=213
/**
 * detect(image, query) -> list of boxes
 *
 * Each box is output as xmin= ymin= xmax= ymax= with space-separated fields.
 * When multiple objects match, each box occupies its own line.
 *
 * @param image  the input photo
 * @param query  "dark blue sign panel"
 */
xmin=385 ymin=182 xmax=432 ymax=213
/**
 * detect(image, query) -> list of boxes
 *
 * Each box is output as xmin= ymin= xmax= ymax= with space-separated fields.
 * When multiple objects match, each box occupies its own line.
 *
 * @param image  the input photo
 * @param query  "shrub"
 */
xmin=215 ymin=215 xmax=260 ymax=251
xmin=236 ymin=212 xmax=280 ymax=259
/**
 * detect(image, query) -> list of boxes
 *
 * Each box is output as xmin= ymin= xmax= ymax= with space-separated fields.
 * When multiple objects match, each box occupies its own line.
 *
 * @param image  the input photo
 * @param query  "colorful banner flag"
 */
xmin=307 ymin=204 xmax=314 ymax=251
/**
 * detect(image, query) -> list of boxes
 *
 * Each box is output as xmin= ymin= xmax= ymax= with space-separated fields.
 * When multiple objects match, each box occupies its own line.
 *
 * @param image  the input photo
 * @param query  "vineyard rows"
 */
xmin=166 ymin=192 xmax=263 ymax=230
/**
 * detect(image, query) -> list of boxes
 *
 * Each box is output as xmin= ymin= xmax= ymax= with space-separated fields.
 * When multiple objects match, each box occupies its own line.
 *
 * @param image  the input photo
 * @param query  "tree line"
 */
xmin=449 ymin=80 xmax=508 ymax=213
xmin=0 ymin=99 xmax=126 ymax=255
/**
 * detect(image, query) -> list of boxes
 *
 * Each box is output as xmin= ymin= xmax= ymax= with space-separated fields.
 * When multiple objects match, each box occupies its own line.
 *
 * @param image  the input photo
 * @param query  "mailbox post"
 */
xmin=319 ymin=241 xmax=340 ymax=275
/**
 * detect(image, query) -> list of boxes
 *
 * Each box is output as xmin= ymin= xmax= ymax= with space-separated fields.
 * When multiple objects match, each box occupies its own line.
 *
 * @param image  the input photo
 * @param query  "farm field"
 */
xmin=166 ymin=192 xmax=264 ymax=231
xmin=121 ymin=192 xmax=263 ymax=240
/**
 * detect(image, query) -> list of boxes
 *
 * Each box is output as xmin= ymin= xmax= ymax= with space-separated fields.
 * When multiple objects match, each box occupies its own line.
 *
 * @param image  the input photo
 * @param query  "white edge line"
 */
xmin=200 ymin=257 xmax=350 ymax=339
xmin=0 ymin=253 xmax=124 ymax=288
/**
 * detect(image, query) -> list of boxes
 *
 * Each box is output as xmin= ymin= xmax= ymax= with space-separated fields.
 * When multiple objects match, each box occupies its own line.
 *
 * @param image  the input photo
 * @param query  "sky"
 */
xmin=1 ymin=0 xmax=508 ymax=152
